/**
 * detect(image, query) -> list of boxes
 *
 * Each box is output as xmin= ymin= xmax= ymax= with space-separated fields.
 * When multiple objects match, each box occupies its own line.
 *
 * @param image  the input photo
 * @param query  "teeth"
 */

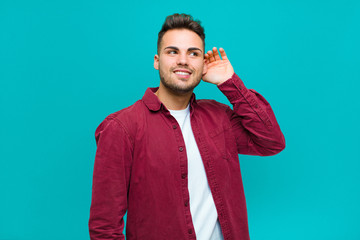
xmin=174 ymin=71 xmax=190 ymax=75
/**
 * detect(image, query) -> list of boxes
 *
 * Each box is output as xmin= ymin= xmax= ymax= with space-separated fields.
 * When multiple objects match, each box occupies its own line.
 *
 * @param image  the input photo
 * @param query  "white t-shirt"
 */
xmin=169 ymin=105 xmax=224 ymax=240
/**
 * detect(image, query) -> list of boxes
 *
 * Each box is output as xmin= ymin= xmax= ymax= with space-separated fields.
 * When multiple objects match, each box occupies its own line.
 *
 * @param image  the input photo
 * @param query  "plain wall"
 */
xmin=1 ymin=0 xmax=359 ymax=239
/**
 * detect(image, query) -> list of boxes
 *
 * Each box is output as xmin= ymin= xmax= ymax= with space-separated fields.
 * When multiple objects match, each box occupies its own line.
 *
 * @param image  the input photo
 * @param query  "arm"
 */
xmin=203 ymin=47 xmax=285 ymax=156
xmin=89 ymin=117 xmax=133 ymax=239
xmin=219 ymin=73 xmax=285 ymax=156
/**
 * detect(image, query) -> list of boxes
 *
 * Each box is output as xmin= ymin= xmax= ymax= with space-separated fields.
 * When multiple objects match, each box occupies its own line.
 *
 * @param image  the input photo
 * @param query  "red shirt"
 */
xmin=89 ymin=73 xmax=285 ymax=240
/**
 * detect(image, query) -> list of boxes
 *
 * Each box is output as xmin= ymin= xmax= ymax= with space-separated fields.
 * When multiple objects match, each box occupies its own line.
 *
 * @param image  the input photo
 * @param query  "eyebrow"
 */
xmin=164 ymin=46 xmax=203 ymax=53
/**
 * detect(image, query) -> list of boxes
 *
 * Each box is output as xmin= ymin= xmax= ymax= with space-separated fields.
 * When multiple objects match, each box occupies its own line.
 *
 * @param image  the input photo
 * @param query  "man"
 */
xmin=89 ymin=13 xmax=285 ymax=240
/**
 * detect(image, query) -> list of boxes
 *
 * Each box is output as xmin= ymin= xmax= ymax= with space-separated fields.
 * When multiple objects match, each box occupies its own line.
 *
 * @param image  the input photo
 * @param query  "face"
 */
xmin=154 ymin=29 xmax=207 ymax=94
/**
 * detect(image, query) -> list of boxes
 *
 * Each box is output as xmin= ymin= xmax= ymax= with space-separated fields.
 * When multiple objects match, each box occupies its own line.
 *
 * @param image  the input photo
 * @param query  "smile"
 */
xmin=174 ymin=71 xmax=190 ymax=76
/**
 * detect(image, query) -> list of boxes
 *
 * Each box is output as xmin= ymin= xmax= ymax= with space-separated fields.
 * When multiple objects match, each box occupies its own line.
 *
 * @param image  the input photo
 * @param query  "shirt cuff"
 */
xmin=217 ymin=73 xmax=248 ymax=103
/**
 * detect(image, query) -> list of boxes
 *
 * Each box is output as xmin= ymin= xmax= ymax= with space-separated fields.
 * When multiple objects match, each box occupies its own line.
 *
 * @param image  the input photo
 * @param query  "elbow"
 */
xmin=264 ymin=135 xmax=286 ymax=156
xmin=275 ymin=139 xmax=286 ymax=155
xmin=254 ymin=133 xmax=285 ymax=156
xmin=277 ymin=133 xmax=286 ymax=152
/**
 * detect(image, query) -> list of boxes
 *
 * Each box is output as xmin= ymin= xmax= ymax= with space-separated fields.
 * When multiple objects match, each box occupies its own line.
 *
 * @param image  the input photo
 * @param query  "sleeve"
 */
xmin=88 ymin=117 xmax=133 ymax=240
xmin=218 ymin=73 xmax=286 ymax=156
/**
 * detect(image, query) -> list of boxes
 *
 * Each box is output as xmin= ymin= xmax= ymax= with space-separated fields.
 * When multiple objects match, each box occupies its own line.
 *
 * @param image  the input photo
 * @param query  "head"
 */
xmin=154 ymin=13 xmax=207 ymax=95
xmin=157 ymin=13 xmax=205 ymax=55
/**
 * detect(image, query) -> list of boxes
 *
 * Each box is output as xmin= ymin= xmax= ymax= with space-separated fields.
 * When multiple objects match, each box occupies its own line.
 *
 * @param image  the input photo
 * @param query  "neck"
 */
xmin=155 ymin=83 xmax=193 ymax=110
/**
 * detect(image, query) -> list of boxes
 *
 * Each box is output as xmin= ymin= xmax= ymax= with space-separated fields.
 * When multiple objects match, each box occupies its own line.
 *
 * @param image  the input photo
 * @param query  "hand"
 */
xmin=202 ymin=47 xmax=235 ymax=85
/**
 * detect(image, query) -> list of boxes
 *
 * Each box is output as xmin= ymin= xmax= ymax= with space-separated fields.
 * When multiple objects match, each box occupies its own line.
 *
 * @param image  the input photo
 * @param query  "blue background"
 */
xmin=1 ymin=0 xmax=359 ymax=239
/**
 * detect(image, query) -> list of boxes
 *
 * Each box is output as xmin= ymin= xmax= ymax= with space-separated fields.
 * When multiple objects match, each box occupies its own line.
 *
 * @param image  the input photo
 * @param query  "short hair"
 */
xmin=157 ymin=13 xmax=205 ymax=54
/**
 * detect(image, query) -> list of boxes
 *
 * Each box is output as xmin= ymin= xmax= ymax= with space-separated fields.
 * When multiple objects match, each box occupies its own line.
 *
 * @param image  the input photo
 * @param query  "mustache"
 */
xmin=171 ymin=67 xmax=193 ymax=73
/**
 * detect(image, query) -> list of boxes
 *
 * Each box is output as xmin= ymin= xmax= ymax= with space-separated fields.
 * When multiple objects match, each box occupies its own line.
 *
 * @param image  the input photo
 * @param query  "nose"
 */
xmin=176 ymin=52 xmax=188 ymax=66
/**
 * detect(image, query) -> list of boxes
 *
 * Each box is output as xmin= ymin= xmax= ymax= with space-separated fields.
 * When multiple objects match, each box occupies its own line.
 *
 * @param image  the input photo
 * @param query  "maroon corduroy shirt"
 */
xmin=89 ymin=73 xmax=285 ymax=240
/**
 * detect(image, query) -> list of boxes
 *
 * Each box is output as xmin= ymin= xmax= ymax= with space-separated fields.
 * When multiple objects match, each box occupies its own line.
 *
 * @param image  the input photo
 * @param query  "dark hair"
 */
xmin=157 ymin=13 xmax=205 ymax=54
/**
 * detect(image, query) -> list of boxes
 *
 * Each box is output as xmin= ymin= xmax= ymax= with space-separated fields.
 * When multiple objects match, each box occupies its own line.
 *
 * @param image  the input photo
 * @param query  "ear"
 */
xmin=154 ymin=54 xmax=159 ymax=70
xmin=202 ymin=58 xmax=208 ymax=75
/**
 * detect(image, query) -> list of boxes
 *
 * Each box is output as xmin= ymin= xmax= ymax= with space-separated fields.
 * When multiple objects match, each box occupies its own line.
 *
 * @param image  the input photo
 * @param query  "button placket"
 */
xmin=168 ymin=116 xmax=194 ymax=237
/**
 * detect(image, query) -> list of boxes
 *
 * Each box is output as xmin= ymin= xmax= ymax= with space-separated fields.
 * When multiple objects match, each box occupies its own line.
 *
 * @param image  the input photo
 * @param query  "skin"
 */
xmin=154 ymin=28 xmax=234 ymax=110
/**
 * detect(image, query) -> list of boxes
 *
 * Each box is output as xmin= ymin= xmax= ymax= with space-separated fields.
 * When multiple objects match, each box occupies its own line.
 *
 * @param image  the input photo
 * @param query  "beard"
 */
xmin=158 ymin=65 xmax=202 ymax=95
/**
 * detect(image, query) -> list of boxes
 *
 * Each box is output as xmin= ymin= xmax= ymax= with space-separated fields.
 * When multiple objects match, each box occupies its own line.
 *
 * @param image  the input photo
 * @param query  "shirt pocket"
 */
xmin=209 ymin=123 xmax=238 ymax=161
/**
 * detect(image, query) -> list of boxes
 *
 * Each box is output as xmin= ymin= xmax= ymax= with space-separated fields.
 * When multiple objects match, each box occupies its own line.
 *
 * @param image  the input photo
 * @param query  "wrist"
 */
xmin=216 ymin=72 xmax=235 ymax=86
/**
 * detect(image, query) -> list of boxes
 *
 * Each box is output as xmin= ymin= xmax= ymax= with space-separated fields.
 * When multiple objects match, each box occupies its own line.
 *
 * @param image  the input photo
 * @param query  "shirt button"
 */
xmin=188 ymin=229 xmax=193 ymax=234
xmin=181 ymin=173 xmax=186 ymax=179
xmin=173 ymin=125 xmax=177 ymax=129
xmin=184 ymin=201 xmax=188 ymax=206
xmin=179 ymin=147 xmax=184 ymax=152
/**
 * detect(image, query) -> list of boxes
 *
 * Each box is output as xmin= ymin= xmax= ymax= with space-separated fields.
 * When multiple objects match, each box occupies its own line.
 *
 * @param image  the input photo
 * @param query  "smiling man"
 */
xmin=89 ymin=13 xmax=285 ymax=240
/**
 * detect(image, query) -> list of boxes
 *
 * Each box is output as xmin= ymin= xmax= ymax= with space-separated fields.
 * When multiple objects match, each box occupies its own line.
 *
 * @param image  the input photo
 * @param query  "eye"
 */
xmin=168 ymin=50 xmax=177 ymax=54
xmin=190 ymin=52 xmax=199 ymax=56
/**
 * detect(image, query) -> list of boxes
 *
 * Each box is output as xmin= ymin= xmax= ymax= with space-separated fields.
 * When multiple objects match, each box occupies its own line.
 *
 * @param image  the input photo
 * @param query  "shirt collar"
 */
xmin=142 ymin=87 xmax=197 ymax=112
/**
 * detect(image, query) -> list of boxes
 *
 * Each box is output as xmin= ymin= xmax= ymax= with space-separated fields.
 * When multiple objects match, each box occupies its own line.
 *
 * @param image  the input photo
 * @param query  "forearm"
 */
xmin=218 ymin=73 xmax=285 ymax=156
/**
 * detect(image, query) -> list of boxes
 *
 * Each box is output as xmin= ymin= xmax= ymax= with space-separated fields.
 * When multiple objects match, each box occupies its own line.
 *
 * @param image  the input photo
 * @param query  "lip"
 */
xmin=173 ymin=69 xmax=192 ymax=74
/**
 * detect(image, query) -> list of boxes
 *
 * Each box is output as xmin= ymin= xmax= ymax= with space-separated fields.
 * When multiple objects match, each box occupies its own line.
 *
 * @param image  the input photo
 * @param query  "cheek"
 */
xmin=159 ymin=60 xmax=174 ymax=71
xmin=194 ymin=62 xmax=204 ymax=73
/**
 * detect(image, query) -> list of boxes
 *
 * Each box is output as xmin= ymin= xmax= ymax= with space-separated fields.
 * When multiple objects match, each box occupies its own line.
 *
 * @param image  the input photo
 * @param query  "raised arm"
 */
xmin=203 ymin=47 xmax=285 ymax=156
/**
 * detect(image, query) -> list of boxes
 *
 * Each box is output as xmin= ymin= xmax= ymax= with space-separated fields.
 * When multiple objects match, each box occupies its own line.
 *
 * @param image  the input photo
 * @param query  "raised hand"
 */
xmin=202 ymin=47 xmax=235 ymax=85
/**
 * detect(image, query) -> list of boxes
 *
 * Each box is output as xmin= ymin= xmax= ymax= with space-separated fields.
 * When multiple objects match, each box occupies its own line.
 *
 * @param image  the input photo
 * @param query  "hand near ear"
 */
xmin=202 ymin=47 xmax=235 ymax=85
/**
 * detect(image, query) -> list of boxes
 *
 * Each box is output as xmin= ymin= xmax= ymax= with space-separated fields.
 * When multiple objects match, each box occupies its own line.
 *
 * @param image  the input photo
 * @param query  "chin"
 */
xmin=160 ymin=73 xmax=201 ymax=93
xmin=164 ymin=82 xmax=197 ymax=95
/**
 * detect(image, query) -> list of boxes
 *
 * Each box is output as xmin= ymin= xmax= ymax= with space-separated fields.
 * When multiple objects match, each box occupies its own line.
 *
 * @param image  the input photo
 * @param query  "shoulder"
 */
xmin=196 ymin=99 xmax=230 ymax=112
xmin=95 ymin=100 xmax=145 ymax=141
xmin=106 ymin=100 xmax=144 ymax=123
xmin=194 ymin=99 xmax=232 ymax=122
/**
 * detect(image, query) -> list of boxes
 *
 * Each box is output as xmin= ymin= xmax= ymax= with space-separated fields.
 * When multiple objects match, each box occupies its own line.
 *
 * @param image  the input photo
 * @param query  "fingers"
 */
xmin=204 ymin=47 xmax=228 ymax=63
xmin=219 ymin=47 xmax=228 ymax=60
xmin=204 ymin=53 xmax=209 ymax=61
xmin=206 ymin=50 xmax=216 ymax=63
xmin=213 ymin=47 xmax=221 ymax=61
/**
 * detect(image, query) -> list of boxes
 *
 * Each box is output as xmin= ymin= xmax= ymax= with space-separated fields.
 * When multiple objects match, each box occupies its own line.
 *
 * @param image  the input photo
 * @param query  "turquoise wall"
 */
xmin=1 ymin=0 xmax=359 ymax=239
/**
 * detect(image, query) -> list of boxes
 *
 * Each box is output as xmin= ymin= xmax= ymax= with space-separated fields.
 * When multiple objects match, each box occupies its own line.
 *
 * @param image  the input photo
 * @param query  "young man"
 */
xmin=89 ymin=13 xmax=285 ymax=240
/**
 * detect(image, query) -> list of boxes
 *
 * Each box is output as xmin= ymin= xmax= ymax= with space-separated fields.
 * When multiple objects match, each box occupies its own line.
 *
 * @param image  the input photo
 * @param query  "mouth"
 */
xmin=173 ymin=69 xmax=192 ymax=78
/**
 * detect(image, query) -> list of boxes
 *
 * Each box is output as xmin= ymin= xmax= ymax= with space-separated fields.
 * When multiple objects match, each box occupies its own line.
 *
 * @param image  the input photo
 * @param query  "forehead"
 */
xmin=161 ymin=29 xmax=204 ymax=51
